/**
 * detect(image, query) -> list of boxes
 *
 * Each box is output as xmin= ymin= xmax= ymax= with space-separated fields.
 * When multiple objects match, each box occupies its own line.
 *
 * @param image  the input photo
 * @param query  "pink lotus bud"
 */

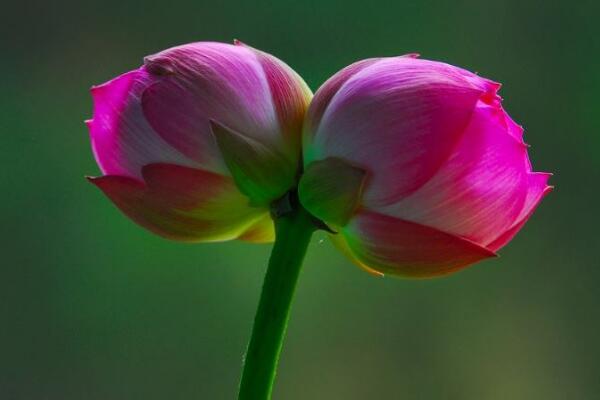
xmin=87 ymin=41 xmax=312 ymax=242
xmin=299 ymin=56 xmax=552 ymax=277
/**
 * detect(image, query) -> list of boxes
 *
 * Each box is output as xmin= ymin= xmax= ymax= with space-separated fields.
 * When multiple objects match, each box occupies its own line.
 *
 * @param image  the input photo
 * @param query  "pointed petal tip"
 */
xmin=208 ymin=119 xmax=230 ymax=138
xmin=86 ymin=175 xmax=101 ymax=184
xmin=488 ymin=79 xmax=502 ymax=91
xmin=142 ymin=55 xmax=154 ymax=66
xmin=89 ymin=70 xmax=141 ymax=102
xmin=89 ymin=85 xmax=103 ymax=98
xmin=143 ymin=56 xmax=175 ymax=76
xmin=208 ymin=118 xmax=220 ymax=130
xmin=89 ymin=82 xmax=106 ymax=93
xmin=90 ymin=79 xmax=114 ymax=95
xmin=480 ymin=83 xmax=502 ymax=104
xmin=364 ymin=266 xmax=385 ymax=277
xmin=462 ymin=237 xmax=498 ymax=259
xmin=233 ymin=39 xmax=254 ymax=49
xmin=534 ymin=171 xmax=554 ymax=186
xmin=208 ymin=119 xmax=246 ymax=143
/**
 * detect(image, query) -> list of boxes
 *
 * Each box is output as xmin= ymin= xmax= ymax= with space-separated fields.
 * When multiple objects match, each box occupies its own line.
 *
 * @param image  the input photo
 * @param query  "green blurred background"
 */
xmin=2 ymin=0 xmax=599 ymax=398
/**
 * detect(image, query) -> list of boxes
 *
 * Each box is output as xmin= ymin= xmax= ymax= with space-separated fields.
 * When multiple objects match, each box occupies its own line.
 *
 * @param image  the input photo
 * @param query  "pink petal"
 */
xmin=235 ymin=40 xmax=312 ymax=157
xmin=306 ymin=57 xmax=497 ymax=206
xmin=141 ymin=42 xmax=293 ymax=166
xmin=486 ymin=174 xmax=553 ymax=251
xmin=338 ymin=210 xmax=496 ymax=278
xmin=504 ymin=111 xmax=529 ymax=150
xmin=453 ymin=66 xmax=502 ymax=105
xmin=88 ymin=163 xmax=266 ymax=242
xmin=89 ymin=69 xmax=196 ymax=178
xmin=381 ymin=101 xmax=543 ymax=246
xmin=304 ymin=53 xmax=418 ymax=139
xmin=304 ymin=58 xmax=380 ymax=138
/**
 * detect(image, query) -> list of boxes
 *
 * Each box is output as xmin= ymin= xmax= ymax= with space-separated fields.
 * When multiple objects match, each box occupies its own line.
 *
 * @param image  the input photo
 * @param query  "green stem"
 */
xmin=238 ymin=204 xmax=316 ymax=400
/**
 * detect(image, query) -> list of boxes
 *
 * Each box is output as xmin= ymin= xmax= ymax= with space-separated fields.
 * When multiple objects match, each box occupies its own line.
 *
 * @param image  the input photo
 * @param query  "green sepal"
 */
xmin=298 ymin=157 xmax=367 ymax=227
xmin=210 ymin=120 xmax=297 ymax=206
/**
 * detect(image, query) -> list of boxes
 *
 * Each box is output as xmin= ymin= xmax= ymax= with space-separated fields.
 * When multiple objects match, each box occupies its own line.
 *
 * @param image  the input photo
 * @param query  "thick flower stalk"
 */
xmin=87 ymin=41 xmax=312 ymax=242
xmin=300 ymin=55 xmax=552 ymax=277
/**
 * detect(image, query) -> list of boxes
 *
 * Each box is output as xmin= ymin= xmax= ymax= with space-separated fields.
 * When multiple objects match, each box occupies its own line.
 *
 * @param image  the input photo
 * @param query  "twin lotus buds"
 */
xmin=88 ymin=41 xmax=551 ymax=277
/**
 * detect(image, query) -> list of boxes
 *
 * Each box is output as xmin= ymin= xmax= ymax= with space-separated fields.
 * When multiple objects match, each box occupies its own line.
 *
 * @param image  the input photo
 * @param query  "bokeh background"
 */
xmin=2 ymin=0 xmax=599 ymax=398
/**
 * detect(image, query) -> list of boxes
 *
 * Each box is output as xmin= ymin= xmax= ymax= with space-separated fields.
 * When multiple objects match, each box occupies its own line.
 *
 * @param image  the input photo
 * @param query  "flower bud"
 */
xmin=300 ymin=55 xmax=552 ymax=277
xmin=87 ymin=41 xmax=312 ymax=242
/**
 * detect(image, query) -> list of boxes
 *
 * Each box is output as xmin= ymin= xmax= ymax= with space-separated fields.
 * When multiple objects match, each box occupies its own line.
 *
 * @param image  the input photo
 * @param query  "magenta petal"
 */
xmin=339 ymin=210 xmax=496 ymax=278
xmin=140 ymin=78 xmax=227 ymax=170
xmin=381 ymin=101 xmax=536 ymax=245
xmin=88 ymin=69 xmax=196 ymax=178
xmin=486 ymin=174 xmax=553 ymax=251
xmin=140 ymin=42 xmax=290 ymax=165
xmin=88 ymin=163 xmax=265 ymax=242
xmin=304 ymin=58 xmax=380 ymax=138
xmin=236 ymin=40 xmax=312 ymax=156
xmin=307 ymin=57 xmax=494 ymax=206
xmin=503 ymin=111 xmax=528 ymax=148
xmin=454 ymin=67 xmax=502 ymax=105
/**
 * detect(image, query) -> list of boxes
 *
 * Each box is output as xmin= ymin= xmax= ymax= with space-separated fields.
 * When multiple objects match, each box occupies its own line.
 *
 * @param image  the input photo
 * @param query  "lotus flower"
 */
xmin=299 ymin=55 xmax=552 ymax=277
xmin=87 ymin=41 xmax=312 ymax=243
xmin=87 ymin=45 xmax=554 ymax=398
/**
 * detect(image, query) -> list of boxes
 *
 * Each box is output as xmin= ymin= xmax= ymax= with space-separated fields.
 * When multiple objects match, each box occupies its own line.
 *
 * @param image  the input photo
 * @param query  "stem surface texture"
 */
xmin=238 ymin=204 xmax=315 ymax=400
